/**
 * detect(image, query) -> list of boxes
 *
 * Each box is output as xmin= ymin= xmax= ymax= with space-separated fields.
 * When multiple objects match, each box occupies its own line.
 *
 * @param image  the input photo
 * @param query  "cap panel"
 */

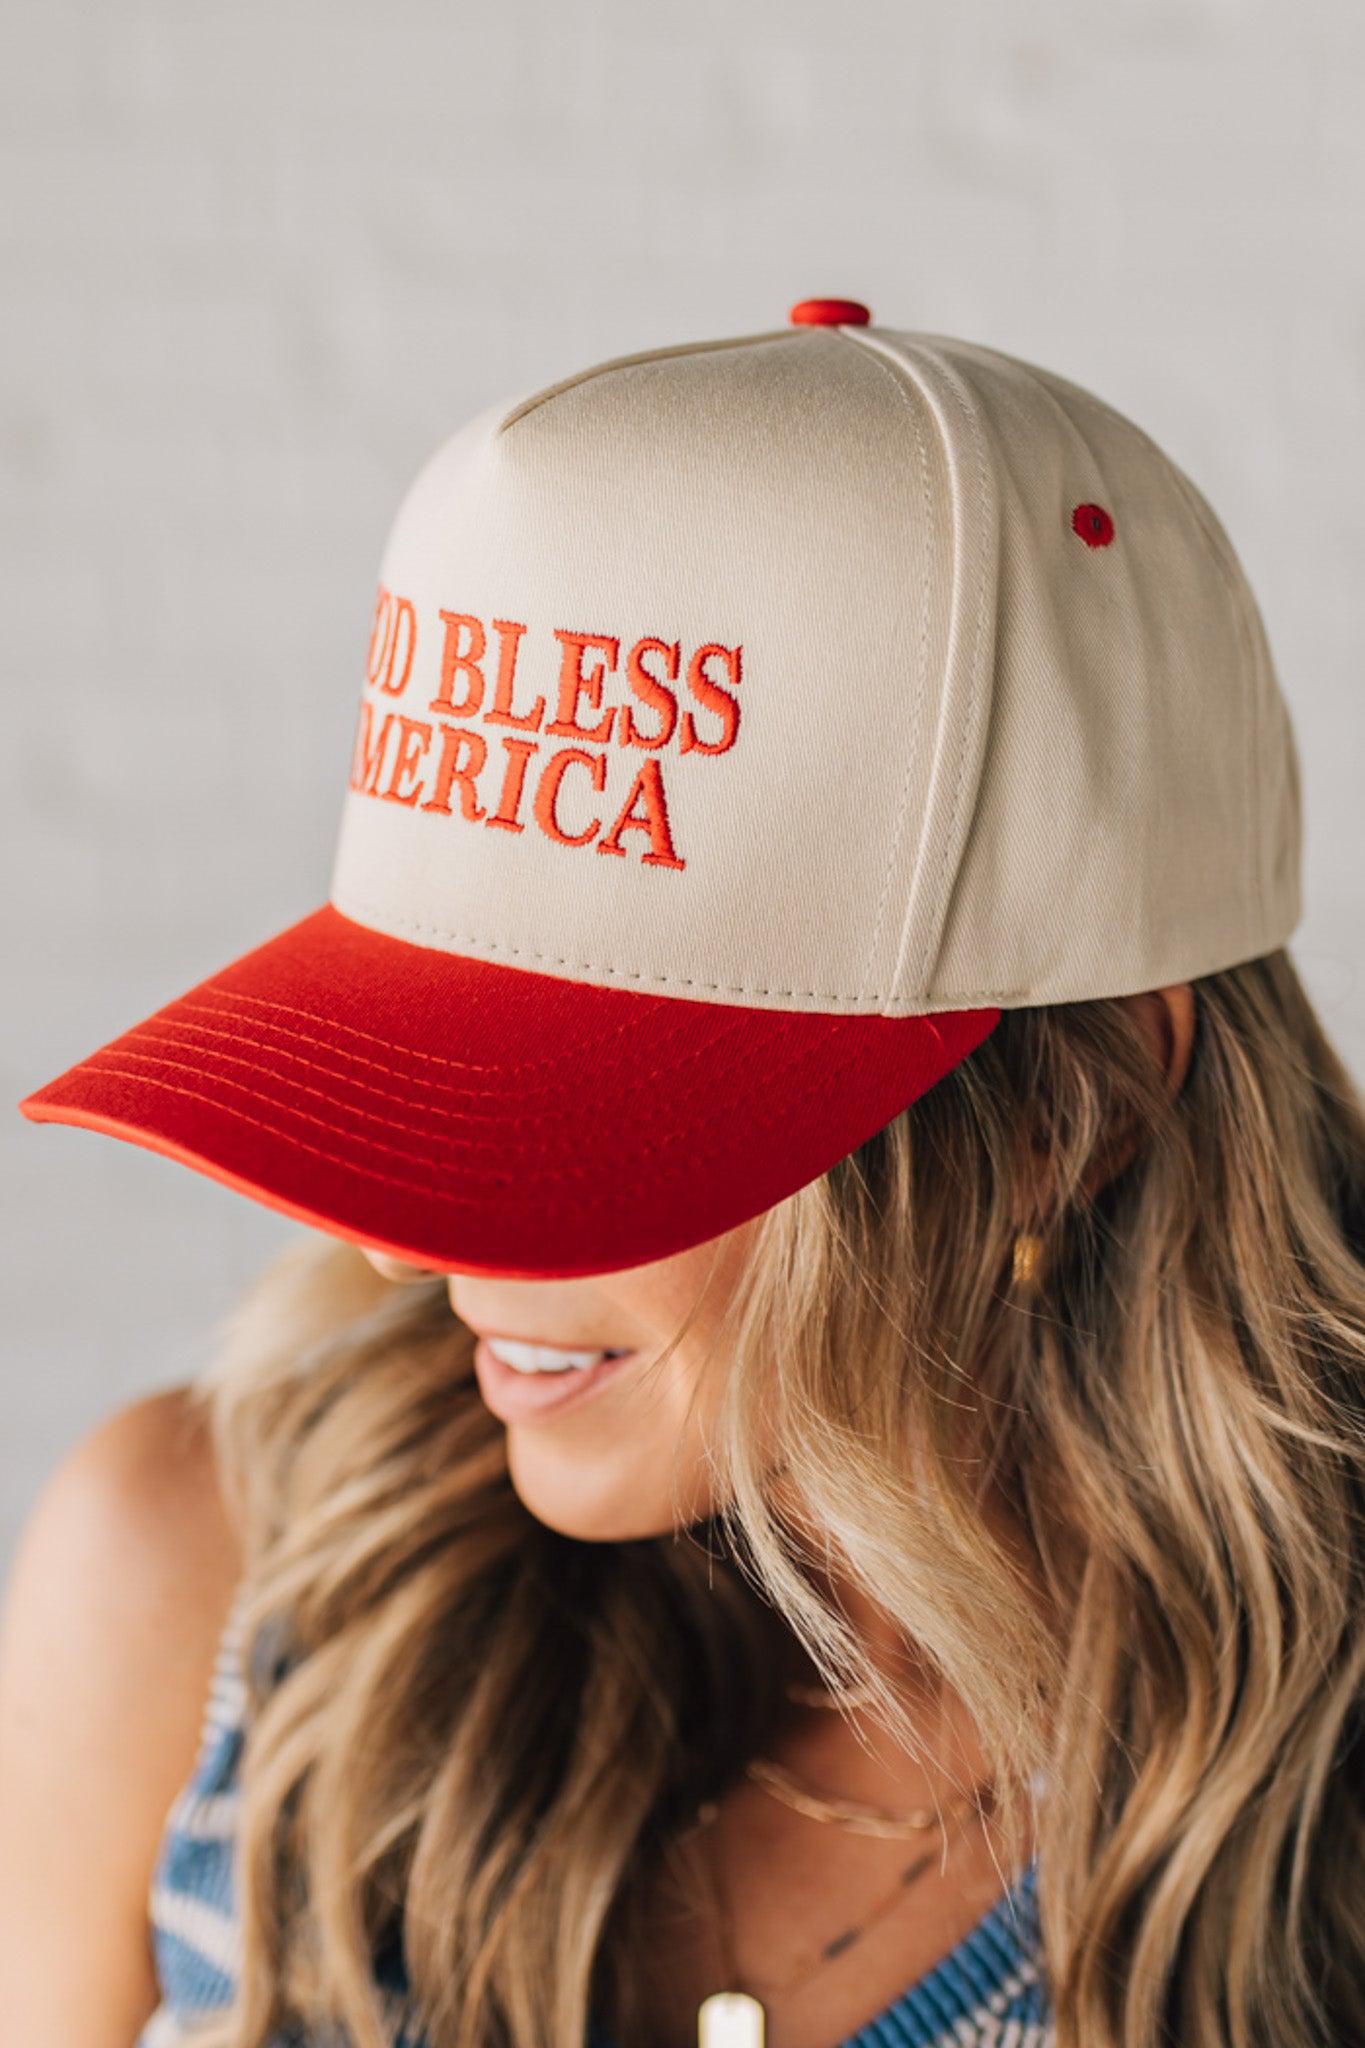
xmin=1155 ymin=447 xmax=1303 ymax=951
xmin=836 ymin=330 xmax=1003 ymax=1011
xmin=328 ymin=330 xmax=963 ymax=1016
xmin=495 ymin=326 xmax=795 ymax=431
xmin=910 ymin=337 xmax=1302 ymax=1006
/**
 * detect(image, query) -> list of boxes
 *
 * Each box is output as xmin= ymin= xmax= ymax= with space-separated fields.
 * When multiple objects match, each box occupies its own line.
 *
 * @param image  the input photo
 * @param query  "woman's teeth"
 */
xmin=483 ymin=1337 xmax=630 ymax=1376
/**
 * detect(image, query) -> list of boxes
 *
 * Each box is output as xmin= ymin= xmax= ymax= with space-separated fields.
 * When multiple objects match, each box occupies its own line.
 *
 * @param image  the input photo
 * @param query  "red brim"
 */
xmin=19 ymin=904 xmax=1000 ymax=1280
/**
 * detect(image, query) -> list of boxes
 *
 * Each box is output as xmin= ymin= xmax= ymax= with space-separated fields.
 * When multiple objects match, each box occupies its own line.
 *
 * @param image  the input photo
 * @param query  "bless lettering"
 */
xmin=349 ymin=597 xmax=744 ymax=873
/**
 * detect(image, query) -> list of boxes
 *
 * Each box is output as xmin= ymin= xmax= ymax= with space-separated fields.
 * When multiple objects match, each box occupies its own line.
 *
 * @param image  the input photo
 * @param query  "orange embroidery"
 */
xmin=378 ymin=716 xmax=433 ymax=806
xmin=680 ymin=643 xmax=742 ymax=755
xmin=485 ymin=736 xmax=538 ymax=834
xmin=366 ymin=586 xmax=416 ymax=697
xmin=365 ymin=586 xmax=389 ymax=684
xmin=533 ymin=746 xmax=607 ymax=847
xmin=619 ymin=637 xmax=680 ymax=749
xmin=596 ymin=757 xmax=686 ymax=870
xmin=420 ymin=721 xmax=487 ymax=819
xmin=353 ymin=608 xmax=741 ymax=870
xmin=349 ymin=700 xmax=395 ymax=795
xmin=483 ymin=618 xmax=544 ymax=731
xmin=546 ymin=631 xmax=618 ymax=744
xmin=429 ymin=611 xmax=487 ymax=717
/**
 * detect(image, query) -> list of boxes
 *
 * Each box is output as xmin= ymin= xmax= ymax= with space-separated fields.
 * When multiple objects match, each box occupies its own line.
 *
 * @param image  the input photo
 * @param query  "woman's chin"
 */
xmin=503 ymin=1427 xmax=710 ymax=1543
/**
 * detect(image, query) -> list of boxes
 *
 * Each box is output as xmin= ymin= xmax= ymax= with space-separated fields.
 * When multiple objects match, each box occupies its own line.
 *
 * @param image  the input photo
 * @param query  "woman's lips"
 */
xmin=472 ymin=1337 xmax=641 ymax=1424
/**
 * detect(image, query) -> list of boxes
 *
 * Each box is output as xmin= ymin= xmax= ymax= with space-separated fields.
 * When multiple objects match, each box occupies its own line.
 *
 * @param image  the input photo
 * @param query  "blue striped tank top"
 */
xmin=136 ymin=1586 xmax=1053 ymax=2047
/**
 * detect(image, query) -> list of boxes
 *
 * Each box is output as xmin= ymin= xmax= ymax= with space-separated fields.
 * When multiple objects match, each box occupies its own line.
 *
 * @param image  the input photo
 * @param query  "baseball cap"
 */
xmin=18 ymin=298 xmax=1302 ymax=1280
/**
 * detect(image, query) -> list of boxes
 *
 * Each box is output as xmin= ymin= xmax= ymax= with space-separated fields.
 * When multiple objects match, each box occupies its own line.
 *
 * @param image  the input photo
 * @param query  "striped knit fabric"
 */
xmin=136 ymin=1587 xmax=1054 ymax=2047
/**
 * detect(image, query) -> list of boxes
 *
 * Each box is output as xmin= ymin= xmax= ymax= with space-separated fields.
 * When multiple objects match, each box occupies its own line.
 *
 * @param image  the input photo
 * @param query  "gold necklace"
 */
xmin=691 ymin=1778 xmax=993 ymax=2047
xmin=744 ymin=1756 xmax=950 ymax=1838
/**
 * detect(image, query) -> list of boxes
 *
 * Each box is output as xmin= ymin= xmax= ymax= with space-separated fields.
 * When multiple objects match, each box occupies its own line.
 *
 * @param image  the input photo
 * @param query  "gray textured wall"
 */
xmin=5 ymin=0 xmax=1364 ymax=1572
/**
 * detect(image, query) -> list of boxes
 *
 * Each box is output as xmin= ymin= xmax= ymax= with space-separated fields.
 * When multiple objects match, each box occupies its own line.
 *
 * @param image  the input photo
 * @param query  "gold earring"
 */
xmin=1011 ymin=1231 xmax=1045 ymax=1292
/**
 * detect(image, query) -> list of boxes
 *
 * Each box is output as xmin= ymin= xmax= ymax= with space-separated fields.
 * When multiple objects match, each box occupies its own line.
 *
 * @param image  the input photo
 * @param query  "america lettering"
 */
xmin=349 ymin=589 xmax=744 ymax=872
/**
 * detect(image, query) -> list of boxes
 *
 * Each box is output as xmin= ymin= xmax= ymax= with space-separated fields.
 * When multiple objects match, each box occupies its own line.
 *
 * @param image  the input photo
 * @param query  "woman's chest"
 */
xmin=601 ymin=1805 xmax=1025 ymax=2048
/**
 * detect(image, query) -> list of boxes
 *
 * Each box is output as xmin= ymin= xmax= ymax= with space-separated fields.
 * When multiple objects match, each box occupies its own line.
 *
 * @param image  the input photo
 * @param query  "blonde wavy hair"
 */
xmin=188 ymin=946 xmax=1365 ymax=2048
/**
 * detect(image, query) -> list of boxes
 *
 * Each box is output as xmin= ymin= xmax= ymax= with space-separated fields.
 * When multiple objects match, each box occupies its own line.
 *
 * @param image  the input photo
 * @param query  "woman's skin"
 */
xmin=0 ymin=985 xmax=1194 ymax=2048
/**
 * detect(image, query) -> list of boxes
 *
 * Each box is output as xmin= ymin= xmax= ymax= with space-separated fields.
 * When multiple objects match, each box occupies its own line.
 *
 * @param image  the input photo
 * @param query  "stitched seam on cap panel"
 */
xmin=496 ymin=328 xmax=807 ymax=433
xmin=821 ymin=328 xmax=935 ymax=1007
xmin=1159 ymin=458 xmax=1266 ymax=943
xmin=837 ymin=328 xmax=996 ymax=1006
xmin=1021 ymin=363 xmax=1182 ymax=964
xmin=328 ymin=891 xmax=1030 ymax=1006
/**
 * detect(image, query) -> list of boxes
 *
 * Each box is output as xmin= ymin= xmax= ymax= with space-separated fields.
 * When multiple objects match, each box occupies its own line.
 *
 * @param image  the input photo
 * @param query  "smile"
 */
xmin=472 ymin=1337 xmax=641 ymax=1424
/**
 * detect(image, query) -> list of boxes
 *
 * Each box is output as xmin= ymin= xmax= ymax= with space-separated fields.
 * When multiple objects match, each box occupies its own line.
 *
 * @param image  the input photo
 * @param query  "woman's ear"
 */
xmin=1081 ymin=981 xmax=1197 ymax=1198
xmin=1014 ymin=983 xmax=1198 ymax=1222
xmin=1125 ymin=982 xmax=1197 ymax=1100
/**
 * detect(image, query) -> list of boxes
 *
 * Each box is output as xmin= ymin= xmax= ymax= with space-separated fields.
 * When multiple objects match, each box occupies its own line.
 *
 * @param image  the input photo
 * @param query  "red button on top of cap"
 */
xmin=788 ymin=297 xmax=872 ymax=327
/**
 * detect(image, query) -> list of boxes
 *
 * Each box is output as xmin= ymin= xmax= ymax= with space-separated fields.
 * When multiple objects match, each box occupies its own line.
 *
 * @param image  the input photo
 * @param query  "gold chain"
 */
xmin=693 ymin=1774 xmax=993 ymax=2011
xmin=685 ymin=1674 xmax=990 ymax=2037
xmin=744 ymin=1756 xmax=950 ymax=1838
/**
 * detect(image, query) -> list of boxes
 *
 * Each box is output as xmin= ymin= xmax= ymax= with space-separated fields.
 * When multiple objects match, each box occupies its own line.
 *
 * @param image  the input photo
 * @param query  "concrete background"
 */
xmin=4 ymin=0 xmax=1364 ymax=1573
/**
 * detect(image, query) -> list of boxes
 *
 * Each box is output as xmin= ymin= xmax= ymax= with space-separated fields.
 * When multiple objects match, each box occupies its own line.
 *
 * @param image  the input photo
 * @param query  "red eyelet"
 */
xmin=1072 ymin=502 xmax=1115 ymax=548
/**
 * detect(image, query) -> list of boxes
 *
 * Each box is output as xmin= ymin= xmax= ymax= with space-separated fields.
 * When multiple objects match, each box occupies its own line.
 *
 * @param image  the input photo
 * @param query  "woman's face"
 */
xmin=361 ymin=1219 xmax=763 ymax=1543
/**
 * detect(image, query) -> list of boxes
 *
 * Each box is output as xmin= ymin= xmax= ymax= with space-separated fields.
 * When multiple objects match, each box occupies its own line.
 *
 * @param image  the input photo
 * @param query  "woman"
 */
xmin=4 ymin=303 xmax=1362 ymax=2048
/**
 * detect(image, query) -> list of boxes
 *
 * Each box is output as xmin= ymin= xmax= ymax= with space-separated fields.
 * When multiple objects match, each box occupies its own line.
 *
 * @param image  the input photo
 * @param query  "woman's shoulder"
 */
xmin=3 ymin=1377 xmax=244 ymax=1664
xmin=0 ymin=1382 xmax=245 ymax=2037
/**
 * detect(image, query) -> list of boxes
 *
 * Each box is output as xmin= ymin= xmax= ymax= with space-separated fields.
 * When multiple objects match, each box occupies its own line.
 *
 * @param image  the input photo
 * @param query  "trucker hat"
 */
xmin=19 ymin=297 xmax=1303 ymax=1280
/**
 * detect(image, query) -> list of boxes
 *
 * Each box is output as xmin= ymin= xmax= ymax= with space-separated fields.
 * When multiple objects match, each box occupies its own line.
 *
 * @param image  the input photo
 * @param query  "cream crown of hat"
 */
xmin=335 ymin=302 xmax=1302 ymax=1017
